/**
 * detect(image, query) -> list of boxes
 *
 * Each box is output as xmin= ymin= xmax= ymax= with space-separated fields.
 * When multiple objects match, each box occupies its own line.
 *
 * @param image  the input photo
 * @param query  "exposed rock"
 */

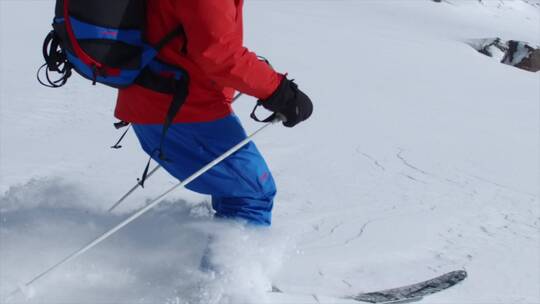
xmin=468 ymin=38 xmax=540 ymax=72
xmin=506 ymin=42 xmax=540 ymax=72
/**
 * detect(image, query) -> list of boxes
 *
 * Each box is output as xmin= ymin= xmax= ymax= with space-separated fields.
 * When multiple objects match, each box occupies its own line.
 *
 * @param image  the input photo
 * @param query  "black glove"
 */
xmin=259 ymin=77 xmax=313 ymax=127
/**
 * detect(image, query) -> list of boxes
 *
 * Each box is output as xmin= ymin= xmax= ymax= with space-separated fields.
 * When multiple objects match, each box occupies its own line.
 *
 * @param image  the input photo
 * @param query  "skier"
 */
xmin=114 ymin=0 xmax=313 ymax=226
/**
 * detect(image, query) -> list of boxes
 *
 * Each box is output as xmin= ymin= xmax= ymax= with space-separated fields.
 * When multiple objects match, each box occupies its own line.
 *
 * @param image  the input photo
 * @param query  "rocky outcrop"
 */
xmin=503 ymin=41 xmax=540 ymax=72
xmin=468 ymin=38 xmax=540 ymax=72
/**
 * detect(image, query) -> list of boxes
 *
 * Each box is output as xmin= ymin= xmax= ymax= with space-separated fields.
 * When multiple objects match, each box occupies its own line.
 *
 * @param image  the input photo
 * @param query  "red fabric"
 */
xmin=115 ymin=0 xmax=283 ymax=124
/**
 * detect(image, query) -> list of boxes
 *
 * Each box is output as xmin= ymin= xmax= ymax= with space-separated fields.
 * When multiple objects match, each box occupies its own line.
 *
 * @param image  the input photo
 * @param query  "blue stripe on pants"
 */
xmin=132 ymin=114 xmax=276 ymax=226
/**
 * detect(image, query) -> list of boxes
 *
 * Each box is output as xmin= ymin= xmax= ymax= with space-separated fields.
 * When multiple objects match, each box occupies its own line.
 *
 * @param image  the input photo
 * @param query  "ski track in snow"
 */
xmin=1 ymin=0 xmax=539 ymax=303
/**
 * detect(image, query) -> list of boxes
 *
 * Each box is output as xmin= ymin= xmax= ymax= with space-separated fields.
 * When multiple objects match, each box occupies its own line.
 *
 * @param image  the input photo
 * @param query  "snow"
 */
xmin=1 ymin=0 xmax=539 ymax=303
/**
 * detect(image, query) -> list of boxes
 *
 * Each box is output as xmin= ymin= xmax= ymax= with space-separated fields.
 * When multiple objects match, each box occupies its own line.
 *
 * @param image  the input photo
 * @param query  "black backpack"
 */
xmin=38 ymin=0 xmax=190 ymax=185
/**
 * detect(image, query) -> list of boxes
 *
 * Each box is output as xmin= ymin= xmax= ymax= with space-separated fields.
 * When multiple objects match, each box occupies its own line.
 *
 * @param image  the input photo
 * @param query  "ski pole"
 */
xmin=6 ymin=114 xmax=281 ymax=301
xmin=106 ymin=93 xmax=245 ymax=213
xmin=107 ymin=164 xmax=161 ymax=212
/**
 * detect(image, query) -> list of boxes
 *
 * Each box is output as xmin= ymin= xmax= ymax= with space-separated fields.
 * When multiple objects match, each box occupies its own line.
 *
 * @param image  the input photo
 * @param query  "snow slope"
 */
xmin=1 ymin=0 xmax=539 ymax=303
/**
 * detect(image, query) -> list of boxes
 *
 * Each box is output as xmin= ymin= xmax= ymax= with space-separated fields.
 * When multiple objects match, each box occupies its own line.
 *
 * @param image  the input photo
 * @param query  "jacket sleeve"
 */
xmin=177 ymin=0 xmax=282 ymax=100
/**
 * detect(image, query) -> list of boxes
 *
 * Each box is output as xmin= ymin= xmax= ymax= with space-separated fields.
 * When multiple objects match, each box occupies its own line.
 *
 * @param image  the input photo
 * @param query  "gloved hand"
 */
xmin=259 ymin=77 xmax=313 ymax=127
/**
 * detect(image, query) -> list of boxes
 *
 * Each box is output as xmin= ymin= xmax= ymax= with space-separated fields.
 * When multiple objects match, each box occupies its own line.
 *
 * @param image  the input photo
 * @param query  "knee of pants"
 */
xmin=212 ymin=196 xmax=274 ymax=226
xmin=211 ymin=177 xmax=276 ymax=226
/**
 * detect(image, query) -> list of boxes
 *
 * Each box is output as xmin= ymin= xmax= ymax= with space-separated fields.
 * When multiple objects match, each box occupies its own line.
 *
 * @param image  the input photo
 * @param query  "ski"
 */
xmin=272 ymin=270 xmax=467 ymax=304
xmin=343 ymin=270 xmax=468 ymax=303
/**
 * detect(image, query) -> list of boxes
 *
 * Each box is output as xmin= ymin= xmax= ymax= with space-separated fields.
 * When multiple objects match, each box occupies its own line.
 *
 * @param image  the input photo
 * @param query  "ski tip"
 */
xmin=343 ymin=269 xmax=468 ymax=303
xmin=449 ymin=270 xmax=468 ymax=281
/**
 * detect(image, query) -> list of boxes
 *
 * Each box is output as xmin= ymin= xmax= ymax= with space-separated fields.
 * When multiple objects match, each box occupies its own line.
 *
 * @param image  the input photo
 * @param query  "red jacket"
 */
xmin=115 ymin=0 xmax=282 ymax=124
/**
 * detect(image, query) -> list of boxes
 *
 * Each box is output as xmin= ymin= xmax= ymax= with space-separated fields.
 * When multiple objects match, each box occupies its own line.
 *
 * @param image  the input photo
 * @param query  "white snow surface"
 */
xmin=1 ymin=1 xmax=539 ymax=303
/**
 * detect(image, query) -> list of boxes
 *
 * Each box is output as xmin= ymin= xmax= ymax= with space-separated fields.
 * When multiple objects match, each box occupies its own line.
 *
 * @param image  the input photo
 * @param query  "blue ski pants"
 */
xmin=132 ymin=114 xmax=276 ymax=226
